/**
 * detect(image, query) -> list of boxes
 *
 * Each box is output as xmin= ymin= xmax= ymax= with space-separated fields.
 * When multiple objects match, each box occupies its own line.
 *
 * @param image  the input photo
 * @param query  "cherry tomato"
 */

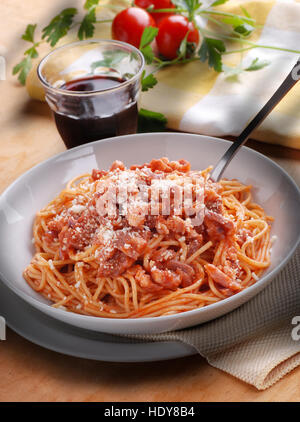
xmin=112 ymin=7 xmax=156 ymax=48
xmin=134 ymin=0 xmax=175 ymax=26
xmin=156 ymin=15 xmax=200 ymax=60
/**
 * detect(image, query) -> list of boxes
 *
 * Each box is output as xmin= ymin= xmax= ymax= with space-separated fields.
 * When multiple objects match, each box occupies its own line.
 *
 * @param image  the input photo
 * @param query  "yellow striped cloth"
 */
xmin=27 ymin=0 xmax=300 ymax=148
xmin=141 ymin=0 xmax=300 ymax=148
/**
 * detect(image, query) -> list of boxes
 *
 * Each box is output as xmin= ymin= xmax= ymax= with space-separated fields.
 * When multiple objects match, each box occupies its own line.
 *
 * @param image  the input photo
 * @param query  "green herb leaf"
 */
xmin=24 ymin=45 xmax=39 ymax=58
xmin=211 ymin=0 xmax=229 ymax=6
xmin=245 ymin=57 xmax=270 ymax=71
xmin=140 ymin=26 xmax=158 ymax=49
xmin=172 ymin=0 xmax=201 ymax=17
xmin=240 ymin=6 xmax=251 ymax=19
xmin=22 ymin=24 xmax=37 ymax=43
xmin=222 ymin=14 xmax=254 ymax=28
xmin=42 ymin=8 xmax=77 ymax=47
xmin=178 ymin=32 xmax=188 ymax=58
xmin=15 ymin=23 xmax=38 ymax=84
xmin=78 ymin=7 xmax=96 ymax=40
xmin=138 ymin=108 xmax=167 ymax=133
xmin=90 ymin=50 xmax=128 ymax=71
xmin=233 ymin=23 xmax=254 ymax=37
xmin=222 ymin=63 xmax=243 ymax=79
xmin=141 ymin=71 xmax=158 ymax=92
xmin=223 ymin=57 xmax=270 ymax=80
xmin=12 ymin=56 xmax=32 ymax=85
xmin=221 ymin=15 xmax=255 ymax=37
xmin=178 ymin=31 xmax=197 ymax=58
xmin=199 ymin=37 xmax=225 ymax=72
xmin=172 ymin=0 xmax=192 ymax=11
xmin=84 ymin=0 xmax=100 ymax=10
xmin=142 ymin=45 xmax=156 ymax=65
xmin=139 ymin=27 xmax=158 ymax=65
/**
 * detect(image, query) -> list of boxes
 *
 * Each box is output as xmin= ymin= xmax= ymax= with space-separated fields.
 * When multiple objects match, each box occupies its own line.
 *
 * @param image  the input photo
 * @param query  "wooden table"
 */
xmin=1 ymin=0 xmax=300 ymax=402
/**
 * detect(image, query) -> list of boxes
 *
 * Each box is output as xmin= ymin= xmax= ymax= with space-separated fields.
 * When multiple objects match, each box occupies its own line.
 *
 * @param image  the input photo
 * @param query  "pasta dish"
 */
xmin=23 ymin=157 xmax=273 ymax=318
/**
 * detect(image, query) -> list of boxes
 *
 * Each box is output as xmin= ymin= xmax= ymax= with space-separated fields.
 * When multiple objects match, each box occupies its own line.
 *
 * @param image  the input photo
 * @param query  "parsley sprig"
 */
xmin=42 ymin=8 xmax=78 ymax=47
xmin=13 ymin=24 xmax=40 ymax=85
xmin=78 ymin=0 xmax=101 ymax=40
xmin=13 ymin=2 xmax=101 ymax=85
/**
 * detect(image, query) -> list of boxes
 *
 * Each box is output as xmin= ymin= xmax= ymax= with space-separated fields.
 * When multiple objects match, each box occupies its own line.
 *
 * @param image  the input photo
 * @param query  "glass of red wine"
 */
xmin=37 ymin=40 xmax=145 ymax=149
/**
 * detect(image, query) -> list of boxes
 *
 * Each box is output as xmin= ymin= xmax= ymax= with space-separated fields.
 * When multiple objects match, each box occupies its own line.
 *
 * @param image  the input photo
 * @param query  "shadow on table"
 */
xmin=4 ymin=328 xmax=252 ymax=401
xmin=20 ymin=98 xmax=52 ymax=119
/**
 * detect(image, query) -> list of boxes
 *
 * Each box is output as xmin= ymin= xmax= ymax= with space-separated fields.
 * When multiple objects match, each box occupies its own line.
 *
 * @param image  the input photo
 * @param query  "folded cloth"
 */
xmin=141 ymin=0 xmax=300 ymax=149
xmin=126 ymin=247 xmax=300 ymax=390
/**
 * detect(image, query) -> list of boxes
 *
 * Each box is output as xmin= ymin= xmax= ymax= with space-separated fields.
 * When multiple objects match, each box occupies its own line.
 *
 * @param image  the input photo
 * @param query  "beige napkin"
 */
xmin=127 ymin=248 xmax=300 ymax=390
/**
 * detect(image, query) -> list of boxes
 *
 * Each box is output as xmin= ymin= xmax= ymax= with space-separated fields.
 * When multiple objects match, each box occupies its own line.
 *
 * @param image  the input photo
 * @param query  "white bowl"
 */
xmin=0 ymin=133 xmax=299 ymax=335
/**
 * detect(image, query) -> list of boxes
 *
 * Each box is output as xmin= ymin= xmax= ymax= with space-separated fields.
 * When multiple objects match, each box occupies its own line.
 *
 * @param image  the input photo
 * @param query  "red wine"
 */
xmin=54 ymin=75 xmax=138 ymax=149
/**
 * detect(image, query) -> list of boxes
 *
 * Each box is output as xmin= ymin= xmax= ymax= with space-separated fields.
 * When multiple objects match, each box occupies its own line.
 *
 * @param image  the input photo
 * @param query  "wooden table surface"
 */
xmin=1 ymin=0 xmax=300 ymax=402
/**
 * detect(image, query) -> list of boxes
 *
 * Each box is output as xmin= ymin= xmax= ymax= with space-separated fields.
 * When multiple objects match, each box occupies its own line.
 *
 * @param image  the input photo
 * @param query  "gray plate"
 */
xmin=1 ymin=133 xmax=299 ymax=334
xmin=0 ymin=280 xmax=196 ymax=362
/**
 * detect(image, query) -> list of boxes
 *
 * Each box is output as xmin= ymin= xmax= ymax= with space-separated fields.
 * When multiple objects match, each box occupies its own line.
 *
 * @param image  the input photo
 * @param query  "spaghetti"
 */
xmin=23 ymin=157 xmax=273 ymax=318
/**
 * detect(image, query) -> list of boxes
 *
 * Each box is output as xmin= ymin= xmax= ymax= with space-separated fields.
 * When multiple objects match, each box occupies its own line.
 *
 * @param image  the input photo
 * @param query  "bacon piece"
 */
xmin=221 ymin=245 xmax=242 ymax=280
xmin=110 ymin=160 xmax=125 ymax=171
xmin=151 ymin=248 xmax=177 ymax=263
xmin=130 ymin=158 xmax=190 ymax=174
xmin=147 ymin=157 xmax=190 ymax=173
xmin=148 ymin=259 xmax=195 ymax=290
xmin=91 ymin=169 xmax=108 ymax=180
xmin=129 ymin=265 xmax=162 ymax=292
xmin=166 ymin=216 xmax=186 ymax=234
xmin=205 ymin=264 xmax=241 ymax=292
xmin=93 ymin=226 xmax=115 ymax=247
xmin=204 ymin=210 xmax=235 ymax=241
xmin=148 ymin=158 xmax=174 ymax=173
xmin=115 ymin=230 xmax=148 ymax=260
xmin=187 ymin=236 xmax=203 ymax=258
xmin=150 ymin=266 xmax=182 ymax=290
xmin=155 ymin=216 xmax=169 ymax=235
xmin=170 ymin=159 xmax=190 ymax=173
xmin=127 ymin=202 xmax=148 ymax=227
xmin=153 ymin=215 xmax=187 ymax=235
xmin=58 ymin=208 xmax=100 ymax=253
xmin=205 ymin=185 xmax=223 ymax=213
xmin=166 ymin=260 xmax=195 ymax=287
xmin=98 ymin=249 xmax=135 ymax=277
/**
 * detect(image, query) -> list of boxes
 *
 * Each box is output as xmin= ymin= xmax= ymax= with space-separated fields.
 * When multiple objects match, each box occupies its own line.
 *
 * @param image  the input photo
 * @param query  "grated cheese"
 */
xmin=69 ymin=204 xmax=86 ymax=213
xmin=48 ymin=259 xmax=55 ymax=271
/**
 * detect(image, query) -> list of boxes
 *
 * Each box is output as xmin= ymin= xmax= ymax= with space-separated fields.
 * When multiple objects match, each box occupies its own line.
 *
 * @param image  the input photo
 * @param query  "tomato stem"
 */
xmin=202 ymin=28 xmax=300 ymax=54
xmin=199 ymin=9 xmax=256 ymax=24
xmin=222 ymin=46 xmax=255 ymax=55
xmin=95 ymin=19 xmax=113 ymax=24
xmin=203 ymin=14 xmax=235 ymax=33
xmin=147 ymin=8 xmax=186 ymax=13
